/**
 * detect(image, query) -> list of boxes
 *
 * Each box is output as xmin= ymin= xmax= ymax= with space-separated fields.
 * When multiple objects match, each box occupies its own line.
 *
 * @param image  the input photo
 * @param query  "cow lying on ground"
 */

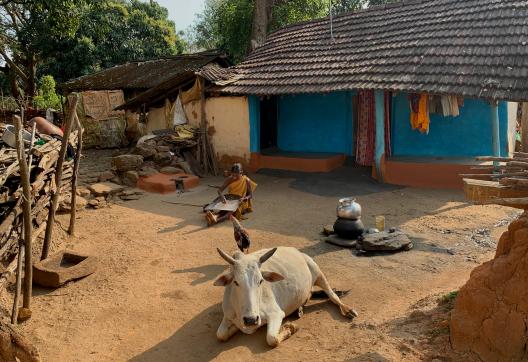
xmin=214 ymin=247 xmax=358 ymax=347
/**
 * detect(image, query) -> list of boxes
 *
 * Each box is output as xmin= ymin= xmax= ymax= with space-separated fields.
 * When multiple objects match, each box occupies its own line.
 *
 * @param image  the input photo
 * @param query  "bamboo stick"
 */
xmin=68 ymin=113 xmax=82 ymax=235
xmin=42 ymin=95 xmax=78 ymax=260
xmin=14 ymin=115 xmax=33 ymax=311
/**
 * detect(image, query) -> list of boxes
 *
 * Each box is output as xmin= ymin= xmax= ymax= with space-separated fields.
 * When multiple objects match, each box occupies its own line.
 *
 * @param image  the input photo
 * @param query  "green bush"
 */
xmin=33 ymin=75 xmax=63 ymax=110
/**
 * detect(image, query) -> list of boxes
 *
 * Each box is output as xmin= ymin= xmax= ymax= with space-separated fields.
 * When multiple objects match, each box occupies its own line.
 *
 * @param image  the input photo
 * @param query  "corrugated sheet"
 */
xmin=221 ymin=0 xmax=528 ymax=101
xmin=61 ymin=51 xmax=228 ymax=92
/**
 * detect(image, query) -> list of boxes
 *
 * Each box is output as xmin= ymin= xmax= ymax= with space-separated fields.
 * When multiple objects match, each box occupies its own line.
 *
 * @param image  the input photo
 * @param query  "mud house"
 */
xmin=60 ymin=51 xmax=232 ymax=149
xmin=215 ymin=0 xmax=528 ymax=189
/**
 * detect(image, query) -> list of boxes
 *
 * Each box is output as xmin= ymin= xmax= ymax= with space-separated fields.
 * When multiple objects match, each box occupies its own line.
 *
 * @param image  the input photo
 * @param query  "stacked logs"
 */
xmin=0 ymin=129 xmax=77 ymax=270
xmin=467 ymin=153 xmax=528 ymax=186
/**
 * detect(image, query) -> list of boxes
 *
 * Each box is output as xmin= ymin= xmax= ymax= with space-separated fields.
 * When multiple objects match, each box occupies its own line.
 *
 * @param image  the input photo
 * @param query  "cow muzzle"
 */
xmin=243 ymin=315 xmax=260 ymax=326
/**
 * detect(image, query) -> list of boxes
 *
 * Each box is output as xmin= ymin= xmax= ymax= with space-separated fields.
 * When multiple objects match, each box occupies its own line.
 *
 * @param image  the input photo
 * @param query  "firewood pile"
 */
xmin=0 ymin=127 xmax=77 ymax=266
xmin=462 ymin=153 xmax=528 ymax=208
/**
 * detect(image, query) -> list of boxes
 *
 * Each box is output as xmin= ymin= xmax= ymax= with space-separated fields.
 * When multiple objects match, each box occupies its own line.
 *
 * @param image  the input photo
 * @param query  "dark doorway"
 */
xmin=260 ymin=96 xmax=278 ymax=150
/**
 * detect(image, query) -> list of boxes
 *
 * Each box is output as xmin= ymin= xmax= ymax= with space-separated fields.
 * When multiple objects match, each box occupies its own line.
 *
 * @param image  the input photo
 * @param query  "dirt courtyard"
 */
xmin=5 ymin=156 xmax=519 ymax=361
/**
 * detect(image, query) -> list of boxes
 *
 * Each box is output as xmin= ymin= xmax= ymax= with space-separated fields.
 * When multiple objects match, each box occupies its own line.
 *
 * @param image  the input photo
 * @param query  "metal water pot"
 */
xmin=336 ymin=198 xmax=362 ymax=220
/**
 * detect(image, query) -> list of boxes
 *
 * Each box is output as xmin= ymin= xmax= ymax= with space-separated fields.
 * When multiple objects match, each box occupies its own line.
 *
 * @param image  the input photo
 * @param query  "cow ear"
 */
xmin=214 ymin=273 xmax=233 ymax=286
xmin=262 ymin=272 xmax=285 ymax=283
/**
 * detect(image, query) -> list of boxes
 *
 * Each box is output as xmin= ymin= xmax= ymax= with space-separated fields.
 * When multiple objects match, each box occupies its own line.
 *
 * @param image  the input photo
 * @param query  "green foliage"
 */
xmin=438 ymin=290 xmax=458 ymax=310
xmin=40 ymin=0 xmax=186 ymax=83
xmin=33 ymin=75 xmax=62 ymax=110
xmin=0 ymin=73 xmax=10 ymax=97
xmin=191 ymin=0 xmax=254 ymax=63
xmin=191 ymin=0 xmax=394 ymax=62
xmin=0 ymin=0 xmax=86 ymax=97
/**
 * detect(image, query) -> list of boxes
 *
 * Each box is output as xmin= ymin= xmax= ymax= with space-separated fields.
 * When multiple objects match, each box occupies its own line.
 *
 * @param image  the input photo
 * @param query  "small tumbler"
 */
xmin=375 ymin=216 xmax=385 ymax=232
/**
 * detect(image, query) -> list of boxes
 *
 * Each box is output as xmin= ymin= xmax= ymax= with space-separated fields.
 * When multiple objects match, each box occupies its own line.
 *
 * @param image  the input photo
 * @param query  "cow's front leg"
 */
xmin=217 ymin=317 xmax=239 ymax=342
xmin=265 ymin=313 xmax=298 ymax=347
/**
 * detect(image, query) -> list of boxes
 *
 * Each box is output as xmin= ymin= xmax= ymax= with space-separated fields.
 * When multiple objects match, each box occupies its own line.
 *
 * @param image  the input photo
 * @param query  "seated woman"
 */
xmin=204 ymin=163 xmax=257 ymax=226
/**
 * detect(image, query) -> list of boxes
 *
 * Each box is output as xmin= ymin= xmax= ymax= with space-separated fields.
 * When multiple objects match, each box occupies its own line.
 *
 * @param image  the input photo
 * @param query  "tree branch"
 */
xmin=0 ymin=48 xmax=28 ymax=83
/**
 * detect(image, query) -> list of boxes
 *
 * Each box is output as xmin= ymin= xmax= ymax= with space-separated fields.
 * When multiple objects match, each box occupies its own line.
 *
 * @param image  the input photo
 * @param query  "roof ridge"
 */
xmin=267 ymin=0 xmax=439 ymax=38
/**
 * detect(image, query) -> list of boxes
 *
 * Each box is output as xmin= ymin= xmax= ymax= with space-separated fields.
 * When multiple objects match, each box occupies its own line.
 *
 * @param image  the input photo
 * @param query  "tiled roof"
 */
xmin=222 ymin=0 xmax=528 ymax=101
xmin=61 ymin=50 xmax=229 ymax=92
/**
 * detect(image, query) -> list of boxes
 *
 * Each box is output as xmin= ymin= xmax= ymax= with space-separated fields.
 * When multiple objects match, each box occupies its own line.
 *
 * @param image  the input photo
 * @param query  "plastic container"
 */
xmin=2 ymin=125 xmax=32 ymax=148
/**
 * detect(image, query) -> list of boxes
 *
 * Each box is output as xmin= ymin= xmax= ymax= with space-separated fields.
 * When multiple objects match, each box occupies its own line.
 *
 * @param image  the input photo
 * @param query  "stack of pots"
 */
xmin=333 ymin=198 xmax=364 ymax=239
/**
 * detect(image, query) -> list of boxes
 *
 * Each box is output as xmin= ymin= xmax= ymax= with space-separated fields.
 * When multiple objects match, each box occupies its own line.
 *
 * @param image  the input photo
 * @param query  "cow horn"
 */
xmin=217 ymin=248 xmax=235 ymax=265
xmin=259 ymin=248 xmax=277 ymax=264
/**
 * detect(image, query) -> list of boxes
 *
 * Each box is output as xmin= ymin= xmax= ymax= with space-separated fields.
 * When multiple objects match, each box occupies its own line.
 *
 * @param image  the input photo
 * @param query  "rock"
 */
xmin=88 ymin=199 xmax=99 ymax=208
xmin=176 ymin=161 xmax=193 ymax=175
xmin=59 ymin=196 xmax=88 ymax=212
xmin=156 ymin=145 xmax=170 ymax=153
xmin=451 ymin=211 xmax=528 ymax=361
xmin=77 ymin=186 xmax=91 ymax=198
xmin=359 ymin=230 xmax=413 ymax=251
xmin=120 ymin=189 xmax=144 ymax=197
xmin=133 ymin=144 xmax=157 ymax=159
xmin=154 ymin=151 xmax=172 ymax=163
xmin=98 ymin=170 xmax=115 ymax=182
xmin=139 ymin=166 xmax=158 ymax=177
xmin=120 ymin=194 xmax=141 ymax=201
xmin=122 ymin=171 xmax=139 ymax=187
xmin=110 ymin=176 xmax=122 ymax=185
xmin=325 ymin=235 xmax=357 ymax=248
xmin=112 ymin=154 xmax=143 ymax=172
xmin=160 ymin=166 xmax=184 ymax=175
xmin=88 ymin=182 xmax=126 ymax=197
xmin=322 ymin=224 xmax=335 ymax=236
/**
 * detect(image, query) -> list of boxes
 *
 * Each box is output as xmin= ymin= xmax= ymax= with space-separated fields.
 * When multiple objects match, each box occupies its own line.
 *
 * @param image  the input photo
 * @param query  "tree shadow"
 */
xmin=173 ymin=264 xmax=227 ymax=286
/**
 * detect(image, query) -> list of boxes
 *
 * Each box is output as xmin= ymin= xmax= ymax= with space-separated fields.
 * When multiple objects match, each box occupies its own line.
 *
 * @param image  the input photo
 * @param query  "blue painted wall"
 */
xmin=277 ymin=92 xmax=354 ymax=155
xmin=391 ymin=93 xmax=509 ymax=157
xmin=248 ymin=95 xmax=261 ymax=153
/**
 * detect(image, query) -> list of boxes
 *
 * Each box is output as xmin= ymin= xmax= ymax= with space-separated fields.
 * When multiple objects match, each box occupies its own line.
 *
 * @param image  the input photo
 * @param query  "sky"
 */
xmin=154 ymin=0 xmax=206 ymax=31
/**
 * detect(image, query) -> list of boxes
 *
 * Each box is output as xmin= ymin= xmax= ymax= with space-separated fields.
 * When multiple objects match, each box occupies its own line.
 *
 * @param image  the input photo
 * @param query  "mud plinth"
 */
xmin=451 ymin=211 xmax=528 ymax=361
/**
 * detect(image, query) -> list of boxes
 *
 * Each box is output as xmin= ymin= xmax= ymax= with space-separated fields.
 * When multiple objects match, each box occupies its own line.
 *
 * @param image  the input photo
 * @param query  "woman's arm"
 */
xmin=242 ymin=178 xmax=253 ymax=201
xmin=217 ymin=177 xmax=233 ymax=202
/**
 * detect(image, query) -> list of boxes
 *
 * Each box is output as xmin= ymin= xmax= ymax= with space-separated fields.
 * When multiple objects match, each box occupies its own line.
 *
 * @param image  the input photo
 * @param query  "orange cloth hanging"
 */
xmin=410 ymin=94 xmax=430 ymax=134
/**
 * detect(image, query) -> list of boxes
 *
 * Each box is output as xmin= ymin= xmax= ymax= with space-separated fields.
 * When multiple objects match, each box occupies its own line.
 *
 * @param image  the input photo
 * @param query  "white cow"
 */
xmin=214 ymin=247 xmax=358 ymax=347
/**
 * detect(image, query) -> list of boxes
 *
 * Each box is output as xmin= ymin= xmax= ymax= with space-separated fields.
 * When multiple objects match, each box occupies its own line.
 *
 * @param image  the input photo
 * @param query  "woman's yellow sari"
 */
xmin=228 ymin=175 xmax=257 ymax=219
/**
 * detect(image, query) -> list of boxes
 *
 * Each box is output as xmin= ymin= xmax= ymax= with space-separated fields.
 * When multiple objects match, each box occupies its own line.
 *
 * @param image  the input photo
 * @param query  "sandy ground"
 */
xmin=1 ymin=151 xmax=519 ymax=361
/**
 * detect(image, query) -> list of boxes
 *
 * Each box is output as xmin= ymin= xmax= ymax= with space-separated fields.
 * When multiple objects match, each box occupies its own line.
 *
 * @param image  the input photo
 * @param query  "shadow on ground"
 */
xmin=257 ymin=164 xmax=400 ymax=197
xmin=129 ymin=297 xmax=351 ymax=362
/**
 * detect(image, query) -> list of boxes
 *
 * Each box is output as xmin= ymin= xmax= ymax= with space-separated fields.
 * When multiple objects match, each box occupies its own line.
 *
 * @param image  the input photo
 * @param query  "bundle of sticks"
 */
xmin=0 ymin=129 xmax=77 ymax=266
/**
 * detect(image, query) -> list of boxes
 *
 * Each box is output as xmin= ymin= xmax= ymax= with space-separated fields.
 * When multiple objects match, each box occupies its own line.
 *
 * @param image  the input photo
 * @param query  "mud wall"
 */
xmin=451 ymin=211 xmax=528 ymax=361
xmin=184 ymin=96 xmax=250 ymax=168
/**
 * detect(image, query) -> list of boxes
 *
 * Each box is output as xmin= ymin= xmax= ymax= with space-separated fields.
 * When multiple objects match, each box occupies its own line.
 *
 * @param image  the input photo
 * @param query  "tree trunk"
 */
xmin=7 ymin=67 xmax=21 ymax=101
xmin=26 ymin=54 xmax=37 ymax=100
xmin=250 ymin=0 xmax=271 ymax=52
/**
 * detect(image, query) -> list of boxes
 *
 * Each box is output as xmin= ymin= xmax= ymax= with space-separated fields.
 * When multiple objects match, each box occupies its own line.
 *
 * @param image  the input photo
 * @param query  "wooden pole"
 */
xmin=11 ymin=239 xmax=23 ymax=324
xmin=68 ymin=113 xmax=83 ymax=235
xmin=199 ymin=77 xmax=207 ymax=174
xmin=491 ymin=100 xmax=500 ymax=168
xmin=521 ymin=103 xmax=528 ymax=152
xmin=41 ymin=95 xmax=78 ymax=260
xmin=374 ymin=90 xmax=385 ymax=182
xmin=13 ymin=115 xmax=33 ymax=311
